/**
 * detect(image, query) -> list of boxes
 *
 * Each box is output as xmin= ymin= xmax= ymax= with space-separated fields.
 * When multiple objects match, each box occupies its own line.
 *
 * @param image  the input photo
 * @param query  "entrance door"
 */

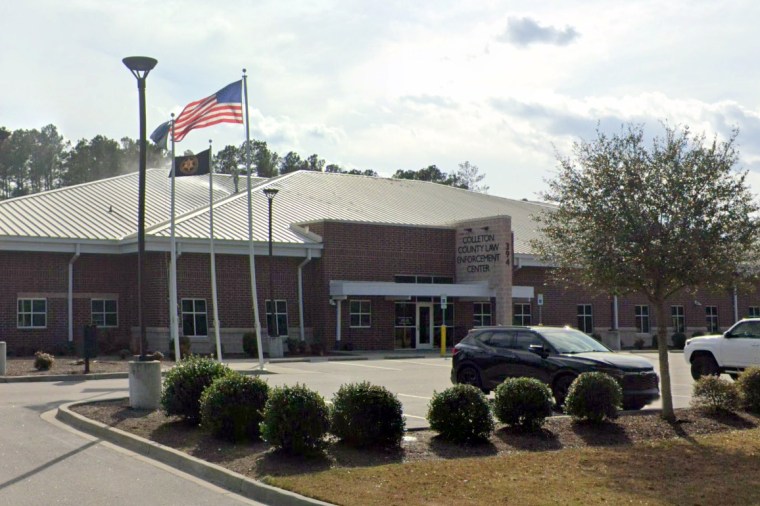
xmin=416 ymin=303 xmax=434 ymax=349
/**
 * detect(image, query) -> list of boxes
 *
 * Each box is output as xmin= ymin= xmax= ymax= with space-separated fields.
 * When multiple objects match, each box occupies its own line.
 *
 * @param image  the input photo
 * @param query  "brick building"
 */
xmin=0 ymin=169 xmax=757 ymax=355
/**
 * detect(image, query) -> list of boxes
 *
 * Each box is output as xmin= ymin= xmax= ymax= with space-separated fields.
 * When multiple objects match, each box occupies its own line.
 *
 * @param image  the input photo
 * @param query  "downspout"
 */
xmin=336 ymin=299 xmax=342 ymax=344
xmin=613 ymin=295 xmax=619 ymax=330
xmin=297 ymin=250 xmax=313 ymax=341
xmin=68 ymin=244 xmax=81 ymax=342
xmin=733 ymin=286 xmax=739 ymax=322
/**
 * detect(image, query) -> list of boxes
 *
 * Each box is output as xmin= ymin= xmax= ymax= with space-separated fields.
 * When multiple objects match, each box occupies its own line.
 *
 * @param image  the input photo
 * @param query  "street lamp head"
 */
xmin=122 ymin=56 xmax=158 ymax=79
xmin=263 ymin=187 xmax=279 ymax=201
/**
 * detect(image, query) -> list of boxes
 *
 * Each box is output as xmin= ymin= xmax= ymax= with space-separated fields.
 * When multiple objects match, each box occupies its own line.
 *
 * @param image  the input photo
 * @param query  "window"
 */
xmin=577 ymin=304 xmax=593 ymax=334
xmin=749 ymin=306 xmax=760 ymax=318
xmin=513 ymin=331 xmax=544 ymax=350
xmin=181 ymin=299 xmax=207 ymax=337
xmin=706 ymin=306 xmax=719 ymax=333
xmin=635 ymin=305 xmax=650 ymax=333
xmin=473 ymin=302 xmax=492 ymax=327
xmin=349 ymin=300 xmax=371 ymax=328
xmin=266 ymin=299 xmax=289 ymax=337
xmin=489 ymin=331 xmax=512 ymax=348
xmin=513 ymin=303 xmax=531 ymax=326
xmin=394 ymin=275 xmax=453 ymax=284
xmin=18 ymin=298 xmax=46 ymax=328
xmin=671 ymin=305 xmax=685 ymax=333
xmin=91 ymin=299 xmax=118 ymax=327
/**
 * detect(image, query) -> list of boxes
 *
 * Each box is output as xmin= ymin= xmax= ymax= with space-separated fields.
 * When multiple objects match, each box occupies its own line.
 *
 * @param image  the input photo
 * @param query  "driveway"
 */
xmin=0 ymin=379 xmax=264 ymax=505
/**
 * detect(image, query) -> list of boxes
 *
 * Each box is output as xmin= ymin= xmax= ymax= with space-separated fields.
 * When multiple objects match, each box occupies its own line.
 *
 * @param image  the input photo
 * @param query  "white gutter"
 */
xmin=68 ymin=244 xmax=81 ymax=342
xmin=733 ymin=286 xmax=739 ymax=322
xmin=297 ymin=250 xmax=313 ymax=341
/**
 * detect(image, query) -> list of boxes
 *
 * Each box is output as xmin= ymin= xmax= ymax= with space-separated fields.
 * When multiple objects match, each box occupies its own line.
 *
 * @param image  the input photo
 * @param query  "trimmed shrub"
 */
xmin=633 ymin=337 xmax=645 ymax=350
xmin=671 ymin=333 xmax=687 ymax=350
xmin=33 ymin=351 xmax=54 ymax=371
xmin=168 ymin=336 xmax=191 ymax=360
xmin=161 ymin=355 xmax=232 ymax=423
xmin=147 ymin=351 xmax=164 ymax=361
xmin=691 ymin=376 xmax=740 ymax=413
xmin=330 ymin=382 xmax=405 ymax=448
xmin=493 ymin=377 xmax=554 ymax=431
xmin=242 ymin=332 xmax=258 ymax=357
xmin=651 ymin=335 xmax=658 ymax=349
xmin=564 ymin=372 xmax=622 ymax=423
xmin=692 ymin=331 xmax=706 ymax=338
xmin=200 ymin=373 xmax=269 ymax=442
xmin=260 ymin=384 xmax=330 ymax=455
xmin=118 ymin=348 xmax=132 ymax=360
xmin=736 ymin=367 xmax=760 ymax=413
xmin=427 ymin=384 xmax=494 ymax=443
xmin=286 ymin=337 xmax=300 ymax=354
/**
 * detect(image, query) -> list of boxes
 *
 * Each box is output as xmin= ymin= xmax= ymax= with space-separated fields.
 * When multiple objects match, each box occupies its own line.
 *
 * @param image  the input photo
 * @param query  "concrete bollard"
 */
xmin=0 ymin=342 xmax=5 ymax=376
xmin=128 ymin=360 xmax=162 ymax=410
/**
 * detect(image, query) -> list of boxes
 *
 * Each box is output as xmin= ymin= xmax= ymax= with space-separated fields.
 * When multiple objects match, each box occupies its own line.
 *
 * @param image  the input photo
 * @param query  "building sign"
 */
xmin=454 ymin=216 xmax=513 ymax=326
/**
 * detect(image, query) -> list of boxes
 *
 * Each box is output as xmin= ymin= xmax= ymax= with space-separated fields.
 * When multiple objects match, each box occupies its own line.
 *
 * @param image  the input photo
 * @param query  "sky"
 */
xmin=3 ymin=0 xmax=760 ymax=201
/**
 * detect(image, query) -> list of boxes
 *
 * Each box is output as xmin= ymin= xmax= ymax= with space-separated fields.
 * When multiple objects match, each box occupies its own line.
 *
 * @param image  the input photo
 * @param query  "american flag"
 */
xmin=172 ymin=80 xmax=243 ymax=142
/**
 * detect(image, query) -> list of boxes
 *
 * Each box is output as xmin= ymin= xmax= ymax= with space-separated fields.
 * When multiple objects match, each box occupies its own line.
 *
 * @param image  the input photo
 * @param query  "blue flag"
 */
xmin=150 ymin=120 xmax=171 ymax=150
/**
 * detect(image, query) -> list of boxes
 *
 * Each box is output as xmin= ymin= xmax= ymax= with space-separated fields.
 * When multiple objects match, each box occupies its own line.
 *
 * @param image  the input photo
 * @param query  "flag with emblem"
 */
xmin=172 ymin=81 xmax=243 ymax=142
xmin=171 ymin=149 xmax=210 ymax=177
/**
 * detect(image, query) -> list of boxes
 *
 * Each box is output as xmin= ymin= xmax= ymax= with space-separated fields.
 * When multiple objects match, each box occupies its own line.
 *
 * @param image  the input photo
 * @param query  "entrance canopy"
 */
xmin=329 ymin=280 xmax=534 ymax=299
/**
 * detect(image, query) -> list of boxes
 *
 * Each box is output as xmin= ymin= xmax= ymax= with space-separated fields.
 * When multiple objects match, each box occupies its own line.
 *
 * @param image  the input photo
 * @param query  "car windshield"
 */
xmin=537 ymin=328 xmax=610 ymax=354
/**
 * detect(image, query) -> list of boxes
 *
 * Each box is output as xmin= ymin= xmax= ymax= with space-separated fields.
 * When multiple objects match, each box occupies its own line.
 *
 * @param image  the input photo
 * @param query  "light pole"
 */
xmin=123 ymin=56 xmax=157 ymax=359
xmin=263 ymin=187 xmax=279 ymax=338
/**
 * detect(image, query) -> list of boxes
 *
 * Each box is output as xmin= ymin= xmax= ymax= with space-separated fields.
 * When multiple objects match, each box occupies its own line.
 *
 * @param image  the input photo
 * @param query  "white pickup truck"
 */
xmin=684 ymin=319 xmax=760 ymax=380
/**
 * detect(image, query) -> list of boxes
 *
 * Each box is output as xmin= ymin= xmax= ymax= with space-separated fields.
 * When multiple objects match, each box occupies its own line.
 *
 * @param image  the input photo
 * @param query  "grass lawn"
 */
xmin=268 ymin=429 xmax=760 ymax=505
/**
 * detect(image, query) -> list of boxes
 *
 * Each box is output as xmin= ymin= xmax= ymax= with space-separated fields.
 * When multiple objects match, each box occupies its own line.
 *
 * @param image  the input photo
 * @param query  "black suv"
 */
xmin=451 ymin=326 xmax=660 ymax=410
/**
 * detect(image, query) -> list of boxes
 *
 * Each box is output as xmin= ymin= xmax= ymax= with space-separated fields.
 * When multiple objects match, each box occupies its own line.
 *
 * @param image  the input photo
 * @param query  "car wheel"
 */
xmin=457 ymin=366 xmax=484 ymax=390
xmin=690 ymin=354 xmax=719 ymax=380
xmin=622 ymin=399 xmax=647 ymax=411
xmin=552 ymin=375 xmax=576 ymax=407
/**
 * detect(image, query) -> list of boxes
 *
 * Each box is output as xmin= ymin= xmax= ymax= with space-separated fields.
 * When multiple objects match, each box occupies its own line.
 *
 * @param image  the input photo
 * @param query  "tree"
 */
xmin=214 ymin=145 xmax=240 ymax=175
xmin=456 ymin=161 xmax=489 ymax=193
xmin=392 ymin=164 xmax=474 ymax=189
xmin=279 ymin=151 xmax=303 ymax=174
xmin=532 ymin=123 xmax=760 ymax=421
xmin=249 ymin=140 xmax=279 ymax=178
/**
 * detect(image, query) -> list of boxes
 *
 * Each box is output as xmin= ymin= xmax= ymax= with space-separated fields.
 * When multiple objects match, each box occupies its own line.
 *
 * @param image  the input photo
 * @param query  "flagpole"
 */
xmin=208 ymin=140 xmax=223 ymax=361
xmin=243 ymin=69 xmax=265 ymax=371
xmin=169 ymin=114 xmax=181 ymax=362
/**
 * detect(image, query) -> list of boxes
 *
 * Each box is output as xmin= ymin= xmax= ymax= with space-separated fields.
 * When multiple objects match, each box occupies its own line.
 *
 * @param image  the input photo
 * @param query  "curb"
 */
xmin=0 ymin=372 xmax=130 ymax=383
xmin=0 ymin=366 xmax=273 ymax=384
xmin=56 ymin=400 xmax=333 ymax=506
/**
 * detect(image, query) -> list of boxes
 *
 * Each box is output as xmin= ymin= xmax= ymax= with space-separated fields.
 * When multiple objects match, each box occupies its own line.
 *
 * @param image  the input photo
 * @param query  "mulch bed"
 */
xmin=3 ymin=357 xmax=173 ymax=376
xmin=71 ymin=398 xmax=760 ymax=479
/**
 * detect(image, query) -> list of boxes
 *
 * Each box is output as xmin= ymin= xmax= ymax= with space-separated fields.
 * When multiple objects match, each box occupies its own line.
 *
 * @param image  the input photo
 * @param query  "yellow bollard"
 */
xmin=441 ymin=324 xmax=447 ymax=357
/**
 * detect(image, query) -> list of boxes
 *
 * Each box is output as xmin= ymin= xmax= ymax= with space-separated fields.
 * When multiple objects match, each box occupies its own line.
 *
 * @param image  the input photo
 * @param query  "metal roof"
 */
xmin=0 ymin=169 xmax=552 ymax=254
xmin=0 ymin=170 xmax=256 ymax=242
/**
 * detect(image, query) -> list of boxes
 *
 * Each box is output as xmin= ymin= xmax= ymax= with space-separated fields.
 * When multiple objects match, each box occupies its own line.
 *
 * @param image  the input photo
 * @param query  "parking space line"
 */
xmin=403 ymin=414 xmax=427 ymax=420
xmin=329 ymin=362 xmax=402 ymax=371
xmin=265 ymin=365 xmax=323 ymax=374
xmin=397 ymin=394 xmax=432 ymax=400
xmin=398 ymin=361 xmax=451 ymax=368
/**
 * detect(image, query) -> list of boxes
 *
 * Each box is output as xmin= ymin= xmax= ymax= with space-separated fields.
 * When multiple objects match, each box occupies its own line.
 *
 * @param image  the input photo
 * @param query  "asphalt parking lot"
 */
xmin=230 ymin=351 xmax=698 ymax=428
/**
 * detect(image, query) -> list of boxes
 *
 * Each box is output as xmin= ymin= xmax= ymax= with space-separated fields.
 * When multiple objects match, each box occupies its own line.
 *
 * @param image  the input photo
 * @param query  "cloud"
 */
xmin=499 ymin=17 xmax=579 ymax=47
xmin=400 ymin=95 xmax=459 ymax=109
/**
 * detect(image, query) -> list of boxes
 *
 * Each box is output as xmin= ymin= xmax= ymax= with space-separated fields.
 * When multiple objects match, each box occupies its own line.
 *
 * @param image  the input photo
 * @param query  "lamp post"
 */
xmin=263 ymin=187 xmax=279 ymax=338
xmin=123 ymin=56 xmax=157 ymax=359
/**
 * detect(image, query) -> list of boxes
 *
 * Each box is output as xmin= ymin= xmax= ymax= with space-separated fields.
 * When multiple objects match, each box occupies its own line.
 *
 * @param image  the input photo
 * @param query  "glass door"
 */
xmin=416 ymin=303 xmax=433 ymax=349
